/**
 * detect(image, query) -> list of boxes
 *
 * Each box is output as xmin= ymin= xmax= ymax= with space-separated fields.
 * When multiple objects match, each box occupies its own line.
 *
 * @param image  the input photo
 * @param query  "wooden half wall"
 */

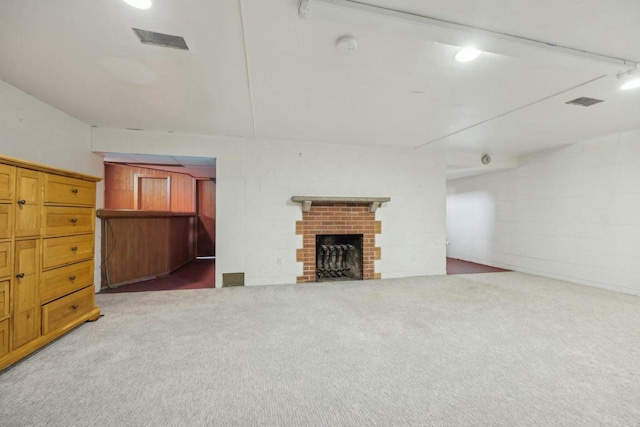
xmin=98 ymin=210 xmax=196 ymax=287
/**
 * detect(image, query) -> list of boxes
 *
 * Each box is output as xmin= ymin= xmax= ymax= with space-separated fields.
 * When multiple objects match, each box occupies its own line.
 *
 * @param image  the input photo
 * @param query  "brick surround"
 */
xmin=296 ymin=203 xmax=382 ymax=283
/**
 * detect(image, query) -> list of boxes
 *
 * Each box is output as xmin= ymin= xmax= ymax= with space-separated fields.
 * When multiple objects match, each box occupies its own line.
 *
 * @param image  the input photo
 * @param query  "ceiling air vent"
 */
xmin=132 ymin=28 xmax=189 ymax=50
xmin=565 ymin=97 xmax=604 ymax=107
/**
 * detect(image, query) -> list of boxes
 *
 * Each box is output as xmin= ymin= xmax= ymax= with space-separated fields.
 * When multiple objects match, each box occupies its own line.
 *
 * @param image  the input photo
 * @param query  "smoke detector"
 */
xmin=481 ymin=154 xmax=491 ymax=165
xmin=336 ymin=35 xmax=358 ymax=51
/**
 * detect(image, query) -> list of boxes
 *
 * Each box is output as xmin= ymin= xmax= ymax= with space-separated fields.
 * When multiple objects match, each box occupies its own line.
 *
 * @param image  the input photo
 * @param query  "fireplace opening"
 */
xmin=316 ymin=234 xmax=363 ymax=282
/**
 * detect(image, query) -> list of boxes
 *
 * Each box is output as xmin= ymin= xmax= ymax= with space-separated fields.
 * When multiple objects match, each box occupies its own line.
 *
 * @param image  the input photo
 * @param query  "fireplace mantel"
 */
xmin=291 ymin=196 xmax=390 ymax=213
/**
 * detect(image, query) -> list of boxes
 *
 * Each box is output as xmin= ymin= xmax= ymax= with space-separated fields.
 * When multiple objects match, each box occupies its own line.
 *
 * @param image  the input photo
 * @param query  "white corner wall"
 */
xmin=447 ymin=130 xmax=640 ymax=295
xmin=0 ymin=80 xmax=104 ymax=290
xmin=91 ymin=128 xmax=447 ymax=286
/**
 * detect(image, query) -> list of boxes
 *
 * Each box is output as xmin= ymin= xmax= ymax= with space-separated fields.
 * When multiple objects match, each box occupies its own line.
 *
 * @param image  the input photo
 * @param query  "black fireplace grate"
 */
xmin=316 ymin=234 xmax=363 ymax=282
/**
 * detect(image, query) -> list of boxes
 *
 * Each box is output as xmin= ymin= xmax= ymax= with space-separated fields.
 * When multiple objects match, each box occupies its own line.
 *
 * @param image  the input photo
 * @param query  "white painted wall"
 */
xmin=0 ymin=80 xmax=104 ymax=291
xmin=92 ymin=128 xmax=447 ymax=286
xmin=447 ymin=130 xmax=640 ymax=295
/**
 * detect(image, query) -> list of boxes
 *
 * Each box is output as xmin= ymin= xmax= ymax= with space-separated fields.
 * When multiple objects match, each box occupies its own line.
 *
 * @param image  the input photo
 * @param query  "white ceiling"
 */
xmin=1 ymin=0 xmax=639 ymax=169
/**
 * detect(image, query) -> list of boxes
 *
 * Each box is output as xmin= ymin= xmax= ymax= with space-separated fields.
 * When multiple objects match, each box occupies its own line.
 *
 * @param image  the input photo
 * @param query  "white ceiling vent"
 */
xmin=565 ymin=97 xmax=604 ymax=107
xmin=132 ymin=28 xmax=189 ymax=50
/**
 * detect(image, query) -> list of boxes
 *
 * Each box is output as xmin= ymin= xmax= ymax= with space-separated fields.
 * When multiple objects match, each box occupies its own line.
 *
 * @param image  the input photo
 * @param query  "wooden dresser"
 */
xmin=0 ymin=155 xmax=101 ymax=371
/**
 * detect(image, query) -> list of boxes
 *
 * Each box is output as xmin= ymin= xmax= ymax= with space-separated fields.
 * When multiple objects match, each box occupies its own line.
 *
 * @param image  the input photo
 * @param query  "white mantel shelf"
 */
xmin=291 ymin=196 xmax=391 ymax=213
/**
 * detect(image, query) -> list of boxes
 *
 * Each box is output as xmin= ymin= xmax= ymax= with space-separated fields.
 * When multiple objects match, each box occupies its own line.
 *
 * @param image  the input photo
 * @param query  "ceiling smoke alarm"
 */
xmin=336 ymin=35 xmax=358 ymax=51
xmin=481 ymin=154 xmax=492 ymax=165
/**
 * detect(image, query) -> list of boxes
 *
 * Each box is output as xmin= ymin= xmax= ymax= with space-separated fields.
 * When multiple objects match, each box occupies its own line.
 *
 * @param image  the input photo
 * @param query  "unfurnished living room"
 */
xmin=1 ymin=0 xmax=639 ymax=426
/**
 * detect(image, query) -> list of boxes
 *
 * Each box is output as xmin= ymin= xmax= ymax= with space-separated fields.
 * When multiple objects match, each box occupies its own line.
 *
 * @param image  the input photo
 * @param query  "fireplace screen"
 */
xmin=316 ymin=234 xmax=363 ymax=282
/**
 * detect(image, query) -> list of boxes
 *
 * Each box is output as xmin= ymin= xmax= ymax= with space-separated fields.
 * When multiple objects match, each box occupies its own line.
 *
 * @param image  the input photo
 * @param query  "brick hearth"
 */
xmin=296 ymin=203 xmax=382 ymax=283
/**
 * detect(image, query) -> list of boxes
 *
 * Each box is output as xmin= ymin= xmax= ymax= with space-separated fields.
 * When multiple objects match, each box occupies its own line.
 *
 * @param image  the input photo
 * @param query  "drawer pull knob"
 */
xmin=71 ymin=304 xmax=79 ymax=310
xmin=16 ymin=273 xmax=25 ymax=279
xmin=69 ymin=275 xmax=76 ymax=281
xmin=72 ymin=188 xmax=79 ymax=194
xmin=71 ymin=246 xmax=78 ymax=252
xmin=70 ymin=218 xmax=78 ymax=223
xmin=17 ymin=199 xmax=26 ymax=205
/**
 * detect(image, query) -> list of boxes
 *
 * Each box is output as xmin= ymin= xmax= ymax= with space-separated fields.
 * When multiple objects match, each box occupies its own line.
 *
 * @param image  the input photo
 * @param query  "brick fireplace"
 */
xmin=292 ymin=196 xmax=389 ymax=283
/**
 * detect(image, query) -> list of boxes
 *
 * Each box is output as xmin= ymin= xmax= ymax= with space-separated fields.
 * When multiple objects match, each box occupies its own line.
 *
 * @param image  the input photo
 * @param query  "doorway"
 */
xmin=445 ymin=182 xmax=510 ymax=275
xmin=98 ymin=153 xmax=217 ymax=292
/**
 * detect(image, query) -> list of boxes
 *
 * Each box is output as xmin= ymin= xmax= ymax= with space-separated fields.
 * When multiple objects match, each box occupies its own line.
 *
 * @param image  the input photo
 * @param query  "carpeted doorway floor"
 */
xmin=446 ymin=257 xmax=511 ymax=274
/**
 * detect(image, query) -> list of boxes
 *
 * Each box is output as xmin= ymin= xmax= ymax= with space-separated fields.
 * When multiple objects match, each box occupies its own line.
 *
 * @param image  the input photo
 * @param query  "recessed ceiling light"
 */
xmin=122 ymin=0 xmax=152 ymax=9
xmin=621 ymin=78 xmax=640 ymax=90
xmin=454 ymin=47 xmax=481 ymax=62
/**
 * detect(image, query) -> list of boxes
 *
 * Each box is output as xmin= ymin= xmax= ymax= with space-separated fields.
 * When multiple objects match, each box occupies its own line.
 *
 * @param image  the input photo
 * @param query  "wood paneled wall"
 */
xmin=170 ymin=216 xmax=196 ymax=271
xmin=104 ymin=163 xmax=195 ymax=212
xmin=196 ymin=179 xmax=216 ymax=257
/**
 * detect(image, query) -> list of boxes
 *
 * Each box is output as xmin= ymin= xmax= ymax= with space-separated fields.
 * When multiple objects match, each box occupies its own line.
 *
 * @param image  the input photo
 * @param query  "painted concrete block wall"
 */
xmin=447 ymin=130 xmax=640 ymax=295
xmin=242 ymin=139 xmax=446 ymax=284
xmin=0 ymin=80 xmax=104 ymax=291
xmin=92 ymin=128 xmax=447 ymax=286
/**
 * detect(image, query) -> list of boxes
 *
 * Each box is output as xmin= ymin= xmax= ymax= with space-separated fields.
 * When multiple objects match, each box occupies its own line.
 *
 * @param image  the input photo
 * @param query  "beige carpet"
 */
xmin=1 ymin=272 xmax=639 ymax=426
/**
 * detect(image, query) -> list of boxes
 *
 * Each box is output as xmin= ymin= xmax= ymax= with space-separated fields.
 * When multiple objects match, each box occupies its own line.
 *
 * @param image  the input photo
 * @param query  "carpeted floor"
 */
xmin=446 ymin=257 xmax=511 ymax=274
xmin=1 ymin=272 xmax=639 ymax=426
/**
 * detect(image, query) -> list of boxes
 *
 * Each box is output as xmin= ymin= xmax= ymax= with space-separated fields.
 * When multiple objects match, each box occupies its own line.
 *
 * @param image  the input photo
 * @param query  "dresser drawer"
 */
xmin=0 ymin=280 xmax=8 ymax=319
xmin=44 ymin=174 xmax=96 ymax=206
xmin=0 ymin=241 xmax=10 ymax=278
xmin=0 ymin=164 xmax=15 ymax=203
xmin=0 ymin=318 xmax=8 ymax=357
xmin=42 ymin=234 xmax=94 ymax=270
xmin=41 ymin=260 xmax=93 ymax=304
xmin=41 ymin=285 xmax=94 ymax=335
xmin=43 ymin=206 xmax=94 ymax=237
xmin=0 ymin=203 xmax=12 ymax=239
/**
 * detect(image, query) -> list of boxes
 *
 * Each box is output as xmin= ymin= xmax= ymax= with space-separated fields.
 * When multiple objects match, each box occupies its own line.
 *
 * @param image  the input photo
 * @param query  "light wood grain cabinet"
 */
xmin=42 ymin=285 xmax=94 ymax=335
xmin=0 ymin=280 xmax=9 ymax=319
xmin=0 ymin=242 xmax=11 ymax=278
xmin=43 ymin=206 xmax=94 ymax=236
xmin=0 ymin=164 xmax=16 ymax=202
xmin=0 ymin=155 xmax=101 ymax=371
xmin=42 ymin=234 xmax=94 ymax=270
xmin=13 ymin=239 xmax=40 ymax=348
xmin=44 ymin=174 xmax=96 ymax=206
xmin=41 ymin=259 xmax=93 ymax=304
xmin=0 ymin=319 xmax=8 ymax=357
xmin=15 ymin=169 xmax=42 ymax=238
xmin=0 ymin=204 xmax=13 ymax=239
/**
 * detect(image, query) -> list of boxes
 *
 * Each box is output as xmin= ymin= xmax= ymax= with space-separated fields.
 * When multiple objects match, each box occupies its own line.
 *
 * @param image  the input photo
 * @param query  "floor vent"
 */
xmin=222 ymin=273 xmax=245 ymax=287
xmin=132 ymin=28 xmax=189 ymax=51
xmin=565 ymin=97 xmax=604 ymax=107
